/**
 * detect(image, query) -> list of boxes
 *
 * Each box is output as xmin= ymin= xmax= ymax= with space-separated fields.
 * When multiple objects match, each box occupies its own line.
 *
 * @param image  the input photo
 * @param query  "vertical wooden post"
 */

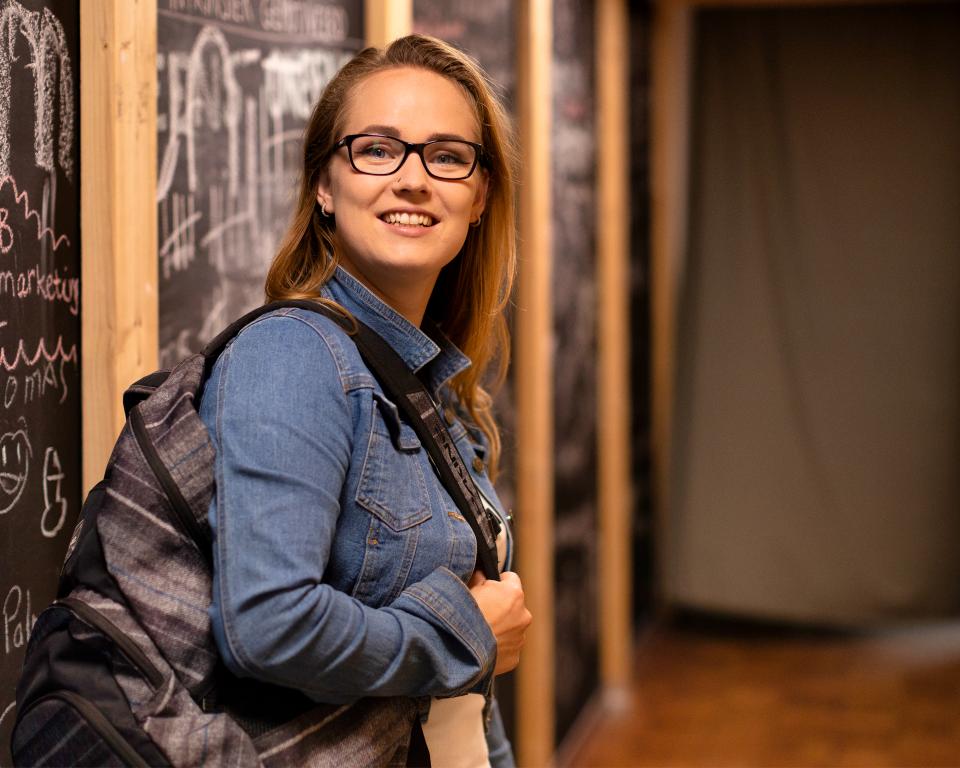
xmin=365 ymin=0 xmax=413 ymax=47
xmin=650 ymin=0 xmax=693 ymax=599
xmin=595 ymin=0 xmax=633 ymax=701
xmin=516 ymin=0 xmax=555 ymax=764
xmin=81 ymin=0 xmax=158 ymax=494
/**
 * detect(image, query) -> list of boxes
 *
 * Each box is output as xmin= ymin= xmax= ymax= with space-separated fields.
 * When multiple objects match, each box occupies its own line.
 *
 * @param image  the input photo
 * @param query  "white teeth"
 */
xmin=383 ymin=212 xmax=433 ymax=226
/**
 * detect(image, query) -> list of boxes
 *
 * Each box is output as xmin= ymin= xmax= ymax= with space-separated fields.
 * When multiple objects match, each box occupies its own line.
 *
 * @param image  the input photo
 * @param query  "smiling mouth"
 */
xmin=379 ymin=211 xmax=436 ymax=227
xmin=0 ymin=472 xmax=23 ymax=494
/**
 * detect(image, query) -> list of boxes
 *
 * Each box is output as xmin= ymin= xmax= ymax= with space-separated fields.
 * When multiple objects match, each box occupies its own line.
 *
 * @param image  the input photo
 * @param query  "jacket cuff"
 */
xmin=401 ymin=566 xmax=497 ymax=691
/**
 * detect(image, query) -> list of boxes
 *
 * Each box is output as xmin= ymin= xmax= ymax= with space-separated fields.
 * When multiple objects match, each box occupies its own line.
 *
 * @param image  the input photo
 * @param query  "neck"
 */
xmin=337 ymin=260 xmax=436 ymax=328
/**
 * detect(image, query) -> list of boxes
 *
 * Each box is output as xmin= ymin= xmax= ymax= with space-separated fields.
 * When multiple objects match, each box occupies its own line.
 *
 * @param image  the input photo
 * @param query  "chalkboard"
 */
xmin=157 ymin=0 xmax=363 ymax=366
xmin=628 ymin=1 xmax=654 ymax=628
xmin=551 ymin=0 xmax=599 ymax=746
xmin=0 ymin=0 xmax=81 ymax=760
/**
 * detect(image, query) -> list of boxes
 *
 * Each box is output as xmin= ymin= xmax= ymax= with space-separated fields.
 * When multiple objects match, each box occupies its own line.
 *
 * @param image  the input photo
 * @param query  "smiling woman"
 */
xmin=315 ymin=66 xmax=489 ymax=324
xmin=201 ymin=34 xmax=527 ymax=768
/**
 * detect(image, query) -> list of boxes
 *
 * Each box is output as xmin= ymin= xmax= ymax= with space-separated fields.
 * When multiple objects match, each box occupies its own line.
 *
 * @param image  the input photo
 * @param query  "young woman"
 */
xmin=198 ymin=35 xmax=530 ymax=767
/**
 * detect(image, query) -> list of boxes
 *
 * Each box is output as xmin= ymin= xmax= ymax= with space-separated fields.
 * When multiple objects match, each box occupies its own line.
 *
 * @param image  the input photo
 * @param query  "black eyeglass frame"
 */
xmin=333 ymin=133 xmax=485 ymax=180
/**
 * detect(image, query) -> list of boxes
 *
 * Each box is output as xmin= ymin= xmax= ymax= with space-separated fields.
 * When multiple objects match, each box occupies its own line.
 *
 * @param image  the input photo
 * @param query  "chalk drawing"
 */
xmin=0 ymin=1 xmax=74 ymax=181
xmin=0 ymin=327 xmax=78 ymax=374
xmin=0 ymin=416 xmax=29 ymax=514
xmin=40 ymin=446 xmax=65 ymax=538
xmin=0 ymin=175 xmax=71 ymax=252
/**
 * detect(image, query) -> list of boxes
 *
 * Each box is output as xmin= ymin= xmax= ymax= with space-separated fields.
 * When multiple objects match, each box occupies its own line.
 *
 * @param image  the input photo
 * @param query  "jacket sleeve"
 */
xmin=200 ymin=313 xmax=497 ymax=703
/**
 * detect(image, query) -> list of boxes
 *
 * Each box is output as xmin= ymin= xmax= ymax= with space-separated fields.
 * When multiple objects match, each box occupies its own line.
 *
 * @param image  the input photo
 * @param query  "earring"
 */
xmin=470 ymin=215 xmax=482 ymax=228
xmin=321 ymin=201 xmax=331 ymax=217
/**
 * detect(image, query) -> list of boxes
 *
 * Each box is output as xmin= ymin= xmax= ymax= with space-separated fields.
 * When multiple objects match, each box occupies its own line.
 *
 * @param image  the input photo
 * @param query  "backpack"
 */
xmin=10 ymin=301 xmax=427 ymax=768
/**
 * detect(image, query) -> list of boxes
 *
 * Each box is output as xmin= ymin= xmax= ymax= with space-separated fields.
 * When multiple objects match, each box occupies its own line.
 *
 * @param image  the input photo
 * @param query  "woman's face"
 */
xmin=317 ymin=66 xmax=487 ymax=311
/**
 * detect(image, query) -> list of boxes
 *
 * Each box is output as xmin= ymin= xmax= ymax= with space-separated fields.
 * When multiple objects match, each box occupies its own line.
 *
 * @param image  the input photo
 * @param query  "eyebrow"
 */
xmin=355 ymin=124 xmax=477 ymax=143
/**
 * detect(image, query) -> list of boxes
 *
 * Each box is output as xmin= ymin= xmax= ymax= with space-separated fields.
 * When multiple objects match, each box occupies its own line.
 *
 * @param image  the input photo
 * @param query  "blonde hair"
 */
xmin=264 ymin=34 xmax=516 ymax=478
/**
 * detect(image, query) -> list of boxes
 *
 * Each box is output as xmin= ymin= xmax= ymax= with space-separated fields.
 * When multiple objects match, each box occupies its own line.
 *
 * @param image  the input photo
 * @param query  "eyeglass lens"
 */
xmin=349 ymin=135 xmax=477 ymax=179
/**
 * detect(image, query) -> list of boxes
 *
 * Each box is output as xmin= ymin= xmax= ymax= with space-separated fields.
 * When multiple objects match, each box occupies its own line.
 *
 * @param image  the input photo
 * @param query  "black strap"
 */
xmin=201 ymin=300 xmax=501 ymax=581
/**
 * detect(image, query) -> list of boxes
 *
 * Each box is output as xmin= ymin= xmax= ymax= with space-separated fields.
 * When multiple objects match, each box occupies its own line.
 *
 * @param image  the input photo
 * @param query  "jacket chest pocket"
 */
xmin=356 ymin=392 xmax=432 ymax=531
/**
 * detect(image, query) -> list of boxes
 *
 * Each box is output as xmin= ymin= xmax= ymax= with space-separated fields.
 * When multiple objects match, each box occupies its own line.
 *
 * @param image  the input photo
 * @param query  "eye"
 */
xmin=427 ymin=142 xmax=472 ymax=166
xmin=352 ymin=136 xmax=401 ymax=162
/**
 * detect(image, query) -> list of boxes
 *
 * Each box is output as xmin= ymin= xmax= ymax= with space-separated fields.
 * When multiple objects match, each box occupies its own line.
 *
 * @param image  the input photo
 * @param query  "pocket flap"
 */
xmin=372 ymin=393 xmax=422 ymax=452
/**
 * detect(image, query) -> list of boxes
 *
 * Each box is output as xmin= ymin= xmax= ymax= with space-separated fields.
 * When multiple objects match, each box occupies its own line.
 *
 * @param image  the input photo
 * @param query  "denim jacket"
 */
xmin=199 ymin=266 xmax=515 ymax=766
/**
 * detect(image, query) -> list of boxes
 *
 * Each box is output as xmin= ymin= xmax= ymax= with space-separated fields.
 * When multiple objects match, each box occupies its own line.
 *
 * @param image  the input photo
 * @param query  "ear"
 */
xmin=470 ymin=168 xmax=489 ymax=224
xmin=316 ymin=167 xmax=334 ymax=215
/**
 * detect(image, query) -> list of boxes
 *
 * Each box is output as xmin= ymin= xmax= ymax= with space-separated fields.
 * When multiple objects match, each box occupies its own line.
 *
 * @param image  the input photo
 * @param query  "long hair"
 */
xmin=265 ymin=34 xmax=517 ymax=478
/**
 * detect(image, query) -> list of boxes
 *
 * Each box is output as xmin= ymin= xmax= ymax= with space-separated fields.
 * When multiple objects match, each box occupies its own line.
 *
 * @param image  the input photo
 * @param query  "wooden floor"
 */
xmin=565 ymin=613 xmax=960 ymax=767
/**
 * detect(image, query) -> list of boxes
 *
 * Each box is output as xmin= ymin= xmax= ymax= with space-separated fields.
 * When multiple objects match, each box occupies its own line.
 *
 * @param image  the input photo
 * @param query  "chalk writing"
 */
xmin=167 ymin=0 xmax=256 ymax=25
xmin=2 ymin=584 xmax=34 ymax=656
xmin=0 ymin=264 xmax=79 ymax=314
xmin=157 ymin=14 xmax=354 ymax=366
xmin=0 ymin=175 xmax=71 ymax=252
xmin=0 ymin=417 xmax=29 ymax=515
xmin=0 ymin=2 xmax=75 ymax=181
xmin=162 ymin=0 xmax=353 ymax=45
xmin=0 ymin=207 xmax=10 ymax=252
xmin=262 ymin=48 xmax=341 ymax=121
xmin=259 ymin=0 xmax=348 ymax=42
xmin=40 ymin=447 xmax=65 ymax=538
xmin=2 ymin=356 xmax=76 ymax=409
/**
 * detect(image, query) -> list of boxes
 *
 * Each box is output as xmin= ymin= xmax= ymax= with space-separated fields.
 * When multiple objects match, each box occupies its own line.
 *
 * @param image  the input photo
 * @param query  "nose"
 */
xmin=393 ymin=149 xmax=430 ymax=190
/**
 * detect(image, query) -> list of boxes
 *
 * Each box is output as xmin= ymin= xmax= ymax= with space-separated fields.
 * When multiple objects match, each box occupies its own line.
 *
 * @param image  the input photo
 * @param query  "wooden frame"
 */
xmin=81 ymin=0 xmax=158 ymax=494
xmin=595 ymin=0 xmax=633 ymax=701
xmin=364 ymin=0 xmax=412 ymax=46
xmin=515 ymin=1 xmax=556 ymax=764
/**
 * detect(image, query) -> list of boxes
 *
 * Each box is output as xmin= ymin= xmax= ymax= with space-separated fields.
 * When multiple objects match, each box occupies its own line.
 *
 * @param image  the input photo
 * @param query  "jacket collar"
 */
xmin=322 ymin=266 xmax=471 ymax=396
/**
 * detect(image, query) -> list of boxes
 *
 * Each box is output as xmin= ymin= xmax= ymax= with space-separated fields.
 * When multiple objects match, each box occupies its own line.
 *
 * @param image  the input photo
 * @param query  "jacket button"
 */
xmin=444 ymin=407 xmax=457 ymax=426
xmin=472 ymin=456 xmax=485 ymax=473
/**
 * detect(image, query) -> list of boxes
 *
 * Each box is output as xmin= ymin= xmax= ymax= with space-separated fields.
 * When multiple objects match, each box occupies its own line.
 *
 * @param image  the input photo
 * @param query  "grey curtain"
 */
xmin=669 ymin=4 xmax=960 ymax=624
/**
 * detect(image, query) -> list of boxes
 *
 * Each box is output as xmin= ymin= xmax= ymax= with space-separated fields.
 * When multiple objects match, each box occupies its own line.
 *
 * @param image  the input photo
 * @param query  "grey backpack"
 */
xmin=11 ymin=302 xmax=423 ymax=767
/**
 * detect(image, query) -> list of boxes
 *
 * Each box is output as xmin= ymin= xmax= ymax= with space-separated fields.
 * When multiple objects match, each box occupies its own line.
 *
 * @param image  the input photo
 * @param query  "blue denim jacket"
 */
xmin=199 ymin=266 xmax=515 ymax=766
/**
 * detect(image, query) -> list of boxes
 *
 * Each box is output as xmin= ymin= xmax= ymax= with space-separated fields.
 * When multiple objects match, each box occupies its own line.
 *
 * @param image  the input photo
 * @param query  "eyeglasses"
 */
xmin=333 ymin=133 xmax=483 ymax=180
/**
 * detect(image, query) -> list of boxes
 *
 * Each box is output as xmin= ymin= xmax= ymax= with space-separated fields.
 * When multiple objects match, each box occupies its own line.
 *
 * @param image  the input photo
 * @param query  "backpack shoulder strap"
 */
xmin=201 ymin=300 xmax=350 ymax=371
xmin=348 ymin=322 xmax=502 ymax=581
xmin=200 ymin=299 xmax=501 ymax=581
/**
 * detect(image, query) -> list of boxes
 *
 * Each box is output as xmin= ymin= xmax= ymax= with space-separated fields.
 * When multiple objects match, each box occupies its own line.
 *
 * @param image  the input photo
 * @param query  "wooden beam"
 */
xmin=596 ymin=0 xmax=633 ymax=701
xmin=364 ymin=0 xmax=412 ymax=47
xmin=650 ymin=0 xmax=693 ymax=606
xmin=81 ymin=0 xmax=158 ymax=494
xmin=515 ymin=0 xmax=555 ymax=764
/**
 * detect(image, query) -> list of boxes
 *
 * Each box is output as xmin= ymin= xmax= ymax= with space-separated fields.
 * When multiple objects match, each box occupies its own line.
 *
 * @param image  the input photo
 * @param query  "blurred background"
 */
xmin=1 ymin=0 xmax=959 ymax=765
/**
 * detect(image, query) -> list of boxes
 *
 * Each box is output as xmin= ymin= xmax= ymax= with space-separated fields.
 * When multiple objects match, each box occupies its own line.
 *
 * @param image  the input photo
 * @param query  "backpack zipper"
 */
xmin=56 ymin=597 xmax=165 ymax=690
xmin=27 ymin=690 xmax=153 ymax=768
xmin=129 ymin=404 xmax=212 ymax=565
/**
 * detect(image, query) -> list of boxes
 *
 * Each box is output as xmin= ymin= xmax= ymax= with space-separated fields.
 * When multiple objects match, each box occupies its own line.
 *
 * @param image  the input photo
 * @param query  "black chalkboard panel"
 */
xmin=0 ymin=0 xmax=81 ymax=760
xmin=157 ymin=0 xmax=363 ymax=366
xmin=551 ymin=0 xmax=599 ymax=746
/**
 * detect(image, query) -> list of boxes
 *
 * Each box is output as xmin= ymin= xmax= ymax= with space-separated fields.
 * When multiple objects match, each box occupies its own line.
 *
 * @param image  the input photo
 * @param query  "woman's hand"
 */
xmin=468 ymin=570 xmax=533 ymax=675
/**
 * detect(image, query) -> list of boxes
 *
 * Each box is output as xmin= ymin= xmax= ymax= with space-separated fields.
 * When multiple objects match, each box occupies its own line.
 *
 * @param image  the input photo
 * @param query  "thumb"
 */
xmin=468 ymin=569 xmax=486 ymax=588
